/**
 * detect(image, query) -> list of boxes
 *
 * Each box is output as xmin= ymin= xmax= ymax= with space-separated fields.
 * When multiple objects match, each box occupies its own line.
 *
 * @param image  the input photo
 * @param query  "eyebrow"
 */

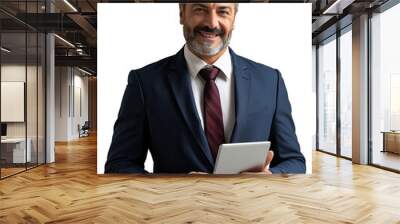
xmin=190 ymin=4 xmax=234 ymax=12
xmin=217 ymin=6 xmax=233 ymax=12
xmin=191 ymin=4 xmax=208 ymax=9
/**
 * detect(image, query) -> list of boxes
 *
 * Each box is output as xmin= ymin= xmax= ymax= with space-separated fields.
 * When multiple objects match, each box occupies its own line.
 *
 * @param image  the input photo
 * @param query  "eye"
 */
xmin=193 ymin=7 xmax=206 ymax=13
xmin=218 ymin=10 xmax=230 ymax=16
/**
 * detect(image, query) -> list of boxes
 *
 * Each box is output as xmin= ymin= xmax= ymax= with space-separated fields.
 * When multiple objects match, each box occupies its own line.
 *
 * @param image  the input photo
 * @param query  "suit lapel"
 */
xmin=229 ymin=48 xmax=251 ymax=143
xmin=167 ymin=48 xmax=215 ymax=167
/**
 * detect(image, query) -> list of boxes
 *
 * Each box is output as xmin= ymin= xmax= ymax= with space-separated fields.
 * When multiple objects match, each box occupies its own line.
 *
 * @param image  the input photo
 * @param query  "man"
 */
xmin=105 ymin=3 xmax=305 ymax=174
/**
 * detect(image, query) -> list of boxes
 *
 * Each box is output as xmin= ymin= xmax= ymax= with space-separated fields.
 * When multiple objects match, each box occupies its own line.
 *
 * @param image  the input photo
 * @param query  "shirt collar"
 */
xmin=184 ymin=44 xmax=232 ymax=80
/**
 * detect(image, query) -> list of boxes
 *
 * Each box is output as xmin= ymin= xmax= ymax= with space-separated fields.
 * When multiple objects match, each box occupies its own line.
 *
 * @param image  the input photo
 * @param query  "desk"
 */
xmin=1 ymin=138 xmax=31 ymax=163
xmin=381 ymin=131 xmax=400 ymax=154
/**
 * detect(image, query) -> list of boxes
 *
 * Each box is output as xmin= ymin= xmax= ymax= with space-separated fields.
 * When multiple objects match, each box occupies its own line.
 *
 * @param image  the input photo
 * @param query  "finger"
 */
xmin=263 ymin=151 xmax=274 ymax=170
xmin=266 ymin=150 xmax=274 ymax=165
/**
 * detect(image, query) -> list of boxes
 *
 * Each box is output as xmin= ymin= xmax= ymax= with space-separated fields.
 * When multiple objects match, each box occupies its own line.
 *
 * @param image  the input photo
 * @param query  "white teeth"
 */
xmin=200 ymin=31 xmax=217 ymax=38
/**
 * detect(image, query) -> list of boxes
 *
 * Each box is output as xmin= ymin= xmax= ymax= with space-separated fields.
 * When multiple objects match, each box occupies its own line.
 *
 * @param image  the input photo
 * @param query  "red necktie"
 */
xmin=199 ymin=66 xmax=225 ymax=161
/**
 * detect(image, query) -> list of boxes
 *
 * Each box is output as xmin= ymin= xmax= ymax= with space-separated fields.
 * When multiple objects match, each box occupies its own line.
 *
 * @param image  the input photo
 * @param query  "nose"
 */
xmin=204 ymin=10 xmax=219 ymax=30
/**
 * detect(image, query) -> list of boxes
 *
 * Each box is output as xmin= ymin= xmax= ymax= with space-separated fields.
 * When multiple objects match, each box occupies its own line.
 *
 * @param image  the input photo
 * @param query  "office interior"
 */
xmin=0 ymin=0 xmax=399 ymax=223
xmin=0 ymin=0 xmax=97 ymax=179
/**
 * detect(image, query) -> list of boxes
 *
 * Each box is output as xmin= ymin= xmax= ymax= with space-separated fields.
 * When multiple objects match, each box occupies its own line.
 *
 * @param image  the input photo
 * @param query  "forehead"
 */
xmin=183 ymin=3 xmax=235 ymax=10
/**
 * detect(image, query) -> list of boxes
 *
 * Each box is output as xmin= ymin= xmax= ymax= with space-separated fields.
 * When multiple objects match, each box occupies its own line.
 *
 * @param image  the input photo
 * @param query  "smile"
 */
xmin=198 ymin=31 xmax=219 ymax=39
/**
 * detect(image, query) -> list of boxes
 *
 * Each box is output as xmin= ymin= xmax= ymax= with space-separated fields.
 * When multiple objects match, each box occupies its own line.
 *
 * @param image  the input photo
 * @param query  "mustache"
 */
xmin=194 ymin=26 xmax=224 ymax=36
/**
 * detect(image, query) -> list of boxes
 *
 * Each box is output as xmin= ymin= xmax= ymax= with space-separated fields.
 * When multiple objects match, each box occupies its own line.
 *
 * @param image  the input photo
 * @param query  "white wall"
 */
xmin=75 ymin=72 xmax=89 ymax=125
xmin=1 ymin=65 xmax=38 ymax=138
xmin=55 ymin=67 xmax=89 ymax=141
xmin=1 ymin=64 xmax=46 ymax=163
xmin=55 ymin=66 xmax=69 ymax=141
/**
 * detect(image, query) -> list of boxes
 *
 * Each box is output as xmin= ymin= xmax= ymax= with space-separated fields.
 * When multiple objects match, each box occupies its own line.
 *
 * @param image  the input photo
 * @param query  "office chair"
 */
xmin=79 ymin=121 xmax=90 ymax=138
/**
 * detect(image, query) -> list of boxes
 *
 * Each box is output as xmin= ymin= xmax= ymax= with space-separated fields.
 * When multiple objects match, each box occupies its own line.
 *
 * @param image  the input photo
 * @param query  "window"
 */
xmin=370 ymin=2 xmax=400 ymax=171
xmin=318 ymin=36 xmax=337 ymax=154
xmin=339 ymin=28 xmax=352 ymax=158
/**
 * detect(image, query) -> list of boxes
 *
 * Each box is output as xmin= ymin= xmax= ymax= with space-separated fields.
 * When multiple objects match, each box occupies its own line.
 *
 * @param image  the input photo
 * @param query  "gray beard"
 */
xmin=184 ymin=26 xmax=232 ymax=56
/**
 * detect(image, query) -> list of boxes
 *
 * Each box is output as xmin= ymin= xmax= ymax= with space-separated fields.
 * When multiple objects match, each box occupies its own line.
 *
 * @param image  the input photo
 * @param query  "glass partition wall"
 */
xmin=370 ymin=2 xmax=400 ymax=171
xmin=339 ymin=27 xmax=352 ymax=159
xmin=316 ymin=26 xmax=353 ymax=159
xmin=317 ymin=35 xmax=337 ymax=155
xmin=317 ymin=0 xmax=400 ymax=172
xmin=0 ymin=1 xmax=46 ymax=179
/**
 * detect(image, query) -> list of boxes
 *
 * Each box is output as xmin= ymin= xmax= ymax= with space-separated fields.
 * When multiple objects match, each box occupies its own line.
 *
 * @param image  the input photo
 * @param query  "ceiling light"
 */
xmin=323 ymin=0 xmax=355 ymax=15
xmin=78 ymin=67 xmax=92 ymax=76
xmin=1 ymin=47 xmax=11 ymax=53
xmin=63 ymin=0 xmax=78 ymax=12
xmin=54 ymin=34 xmax=75 ymax=48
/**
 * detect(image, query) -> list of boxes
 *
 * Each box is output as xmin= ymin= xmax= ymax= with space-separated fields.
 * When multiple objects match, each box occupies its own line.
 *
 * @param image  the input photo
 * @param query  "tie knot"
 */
xmin=199 ymin=66 xmax=220 ymax=81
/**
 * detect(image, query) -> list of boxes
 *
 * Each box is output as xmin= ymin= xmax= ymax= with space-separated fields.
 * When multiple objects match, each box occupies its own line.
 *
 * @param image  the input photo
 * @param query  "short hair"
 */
xmin=179 ymin=3 xmax=239 ymax=14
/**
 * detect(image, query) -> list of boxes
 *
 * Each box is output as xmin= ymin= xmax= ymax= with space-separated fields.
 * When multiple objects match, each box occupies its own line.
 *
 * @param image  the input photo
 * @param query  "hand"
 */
xmin=241 ymin=150 xmax=274 ymax=175
xmin=188 ymin=171 xmax=209 ymax=175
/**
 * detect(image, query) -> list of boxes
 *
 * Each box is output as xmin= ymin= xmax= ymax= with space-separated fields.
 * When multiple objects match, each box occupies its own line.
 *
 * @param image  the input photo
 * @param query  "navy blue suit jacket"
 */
xmin=105 ymin=47 xmax=306 ymax=174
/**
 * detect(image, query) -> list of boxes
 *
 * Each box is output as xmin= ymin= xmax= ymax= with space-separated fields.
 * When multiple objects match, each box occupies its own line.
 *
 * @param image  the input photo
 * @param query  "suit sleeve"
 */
xmin=104 ymin=70 xmax=150 ymax=174
xmin=268 ymin=69 xmax=306 ymax=174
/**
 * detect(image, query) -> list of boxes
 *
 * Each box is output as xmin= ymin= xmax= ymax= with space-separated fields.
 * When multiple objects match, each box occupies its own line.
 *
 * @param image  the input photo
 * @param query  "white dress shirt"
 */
xmin=183 ymin=44 xmax=236 ymax=142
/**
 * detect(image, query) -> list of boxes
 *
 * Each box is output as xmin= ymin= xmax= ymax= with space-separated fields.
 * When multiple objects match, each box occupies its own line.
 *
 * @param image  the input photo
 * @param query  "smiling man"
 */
xmin=105 ymin=3 xmax=306 ymax=174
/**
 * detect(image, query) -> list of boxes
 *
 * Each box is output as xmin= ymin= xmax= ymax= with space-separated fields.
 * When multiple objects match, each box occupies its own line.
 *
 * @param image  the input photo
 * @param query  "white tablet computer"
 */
xmin=213 ymin=141 xmax=271 ymax=174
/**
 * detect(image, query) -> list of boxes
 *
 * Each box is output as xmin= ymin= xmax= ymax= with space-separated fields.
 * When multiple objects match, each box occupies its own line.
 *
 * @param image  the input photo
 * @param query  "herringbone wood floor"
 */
xmin=1 ymin=134 xmax=400 ymax=223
